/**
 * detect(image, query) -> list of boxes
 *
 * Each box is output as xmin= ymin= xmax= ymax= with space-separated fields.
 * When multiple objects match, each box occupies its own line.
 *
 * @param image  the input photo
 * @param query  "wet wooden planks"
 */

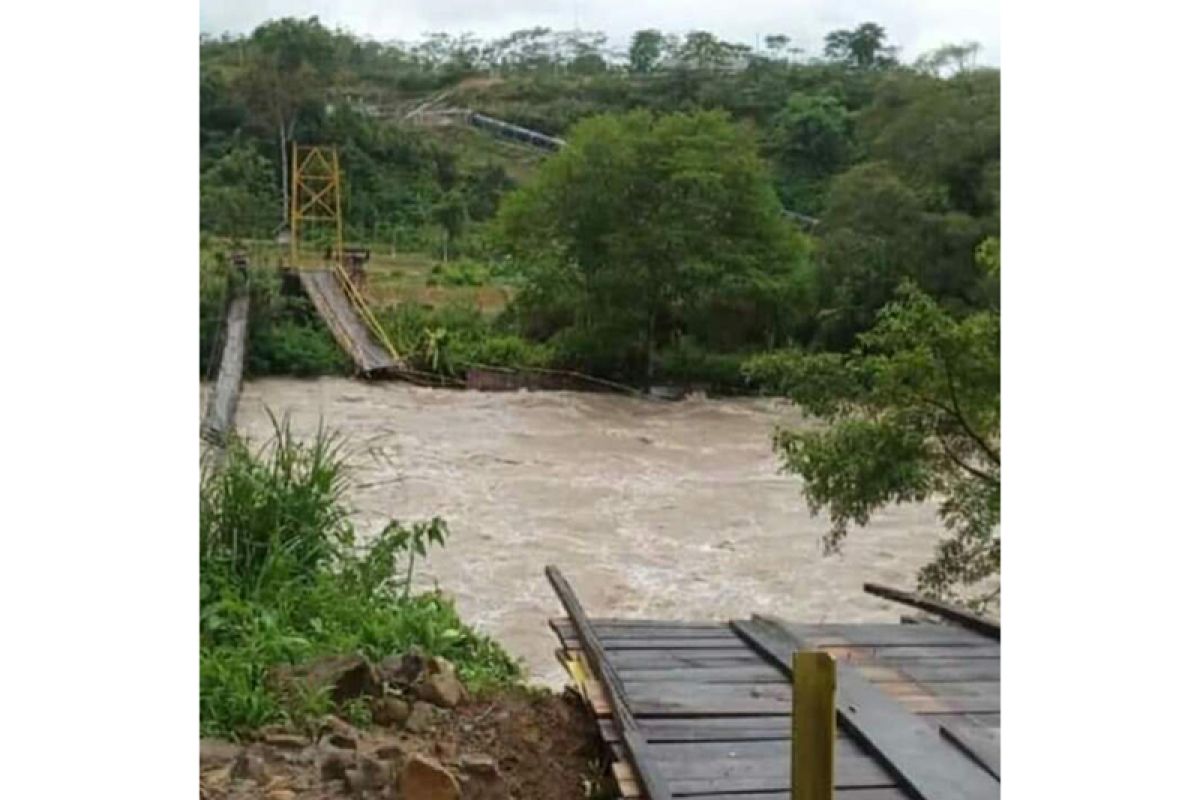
xmin=295 ymin=269 xmax=396 ymax=375
xmin=551 ymin=613 xmax=1000 ymax=800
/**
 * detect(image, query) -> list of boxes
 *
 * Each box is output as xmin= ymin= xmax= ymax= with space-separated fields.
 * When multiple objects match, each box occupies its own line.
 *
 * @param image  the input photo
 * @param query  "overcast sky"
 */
xmin=199 ymin=0 xmax=1000 ymax=65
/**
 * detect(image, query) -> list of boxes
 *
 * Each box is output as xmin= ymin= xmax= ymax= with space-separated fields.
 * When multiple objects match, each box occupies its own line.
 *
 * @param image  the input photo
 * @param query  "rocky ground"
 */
xmin=200 ymin=652 xmax=611 ymax=800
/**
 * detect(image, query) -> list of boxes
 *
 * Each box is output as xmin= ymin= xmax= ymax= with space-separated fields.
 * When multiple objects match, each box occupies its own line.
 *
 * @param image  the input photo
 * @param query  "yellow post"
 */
xmin=792 ymin=651 xmax=836 ymax=800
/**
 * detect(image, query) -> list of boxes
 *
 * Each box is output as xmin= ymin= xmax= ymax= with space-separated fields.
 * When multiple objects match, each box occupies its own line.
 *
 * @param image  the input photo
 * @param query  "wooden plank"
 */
xmin=625 ymin=792 xmax=909 ymax=800
xmin=599 ymin=717 xmax=794 ymax=744
xmin=201 ymin=290 xmax=250 ymax=444
xmin=558 ymin=635 xmax=748 ymax=650
xmin=609 ymin=717 xmax=1002 ymax=747
xmin=824 ymin=645 xmax=1000 ymax=662
xmin=793 ymin=651 xmax=837 ymax=800
xmin=619 ymin=665 xmax=789 ymax=683
xmin=653 ymin=750 xmax=887 ymax=785
xmin=863 ymin=584 xmax=1000 ymax=641
xmin=609 ymin=650 xmax=771 ymax=668
xmin=787 ymin=623 xmax=992 ymax=648
xmin=551 ymin=617 xmax=732 ymax=632
xmin=918 ymin=712 xmax=1000 ymax=728
xmin=734 ymin=617 xmax=998 ymax=800
xmin=669 ymin=772 xmax=894 ymax=795
xmin=650 ymin=792 xmax=908 ymax=800
xmin=623 ymin=789 xmax=910 ymax=800
xmin=939 ymin=724 xmax=1000 ymax=780
xmin=860 ymin=662 xmax=1000 ymax=683
xmin=545 ymin=567 xmax=674 ymax=800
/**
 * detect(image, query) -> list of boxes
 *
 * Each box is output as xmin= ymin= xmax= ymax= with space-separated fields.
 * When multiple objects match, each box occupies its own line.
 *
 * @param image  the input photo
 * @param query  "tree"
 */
xmin=628 ymin=29 xmax=665 ymax=73
xmin=746 ymin=238 xmax=1000 ymax=609
xmin=236 ymin=16 xmax=337 ymax=228
xmin=769 ymin=93 xmax=852 ymax=212
xmin=914 ymin=42 xmax=981 ymax=77
xmin=823 ymin=23 xmax=898 ymax=69
xmin=200 ymin=142 xmax=277 ymax=237
xmin=677 ymin=31 xmax=735 ymax=70
xmin=496 ymin=110 xmax=811 ymax=381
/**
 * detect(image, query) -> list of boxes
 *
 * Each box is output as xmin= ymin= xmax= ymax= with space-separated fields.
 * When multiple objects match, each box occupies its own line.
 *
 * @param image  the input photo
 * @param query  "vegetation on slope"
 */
xmin=200 ymin=417 xmax=519 ymax=737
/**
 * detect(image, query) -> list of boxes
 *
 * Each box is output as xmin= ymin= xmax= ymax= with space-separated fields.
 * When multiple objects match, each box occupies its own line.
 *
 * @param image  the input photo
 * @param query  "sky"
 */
xmin=199 ymin=0 xmax=1001 ymax=66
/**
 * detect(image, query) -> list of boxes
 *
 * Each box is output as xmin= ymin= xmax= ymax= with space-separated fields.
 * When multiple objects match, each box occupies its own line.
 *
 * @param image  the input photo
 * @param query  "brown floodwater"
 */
xmin=205 ymin=378 xmax=946 ymax=685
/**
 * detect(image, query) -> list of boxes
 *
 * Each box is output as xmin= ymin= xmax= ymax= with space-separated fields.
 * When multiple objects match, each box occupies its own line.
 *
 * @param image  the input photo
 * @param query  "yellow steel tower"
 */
xmin=288 ymin=143 xmax=400 ymax=361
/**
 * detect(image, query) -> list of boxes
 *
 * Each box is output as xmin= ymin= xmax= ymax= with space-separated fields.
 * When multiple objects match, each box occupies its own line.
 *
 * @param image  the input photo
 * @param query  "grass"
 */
xmin=200 ymin=414 xmax=521 ymax=738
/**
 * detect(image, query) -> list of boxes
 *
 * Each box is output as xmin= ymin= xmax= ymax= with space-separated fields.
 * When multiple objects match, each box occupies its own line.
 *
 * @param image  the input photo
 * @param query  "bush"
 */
xmin=201 ymin=416 xmax=521 ymax=737
xmin=658 ymin=340 xmax=755 ymax=393
xmin=426 ymin=259 xmax=492 ymax=287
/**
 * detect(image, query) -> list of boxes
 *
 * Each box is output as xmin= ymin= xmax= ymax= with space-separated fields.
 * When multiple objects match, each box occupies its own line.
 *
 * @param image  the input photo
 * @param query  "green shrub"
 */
xmin=201 ymin=416 xmax=521 ymax=737
xmin=427 ymin=259 xmax=492 ymax=287
xmin=246 ymin=319 xmax=352 ymax=377
xmin=658 ymin=340 xmax=756 ymax=394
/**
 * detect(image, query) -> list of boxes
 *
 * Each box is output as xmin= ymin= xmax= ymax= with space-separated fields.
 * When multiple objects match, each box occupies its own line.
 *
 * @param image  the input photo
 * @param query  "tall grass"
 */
xmin=200 ymin=415 xmax=520 ymax=737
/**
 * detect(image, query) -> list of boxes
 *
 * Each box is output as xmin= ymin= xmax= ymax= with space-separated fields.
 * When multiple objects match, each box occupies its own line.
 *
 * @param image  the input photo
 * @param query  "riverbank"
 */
xmin=208 ymin=377 xmax=946 ymax=685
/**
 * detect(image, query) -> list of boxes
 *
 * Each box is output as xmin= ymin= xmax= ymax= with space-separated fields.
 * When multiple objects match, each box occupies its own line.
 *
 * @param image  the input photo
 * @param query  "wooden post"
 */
xmin=792 ymin=651 xmax=836 ymax=800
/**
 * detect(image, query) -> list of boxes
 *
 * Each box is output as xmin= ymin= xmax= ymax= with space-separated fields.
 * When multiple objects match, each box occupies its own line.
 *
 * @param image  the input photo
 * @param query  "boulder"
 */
xmin=320 ymin=732 xmax=358 ymax=751
xmin=398 ymin=753 xmax=461 ymax=800
xmin=373 ymin=696 xmax=411 ymax=727
xmin=458 ymin=753 xmax=508 ymax=800
xmin=261 ymin=733 xmax=309 ymax=750
xmin=318 ymin=749 xmax=356 ymax=781
xmin=231 ymin=751 xmax=270 ymax=784
xmin=274 ymin=654 xmax=380 ymax=704
xmin=199 ymin=739 xmax=241 ymax=769
xmin=355 ymin=755 xmax=390 ymax=789
xmin=378 ymin=649 xmax=427 ymax=688
xmin=415 ymin=657 xmax=467 ymax=709
xmin=373 ymin=743 xmax=407 ymax=761
xmin=406 ymin=700 xmax=439 ymax=733
xmin=318 ymin=715 xmax=360 ymax=750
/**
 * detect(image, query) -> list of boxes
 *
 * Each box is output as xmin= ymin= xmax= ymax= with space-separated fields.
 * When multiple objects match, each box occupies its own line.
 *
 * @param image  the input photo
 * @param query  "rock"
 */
xmin=356 ymin=755 xmax=390 ymax=789
xmin=416 ymin=657 xmax=467 ymax=709
xmin=265 ymin=792 xmax=295 ymax=800
xmin=200 ymin=739 xmax=241 ymax=769
xmin=458 ymin=752 xmax=508 ymax=800
xmin=322 ymin=715 xmax=360 ymax=739
xmin=398 ymin=753 xmax=461 ymax=800
xmin=318 ymin=749 xmax=356 ymax=781
xmin=320 ymin=732 xmax=358 ymax=751
xmin=379 ymin=650 xmax=426 ymax=688
xmin=406 ymin=700 xmax=438 ymax=733
xmin=343 ymin=769 xmax=366 ymax=794
xmin=262 ymin=733 xmax=309 ymax=750
xmin=458 ymin=754 xmax=498 ymax=773
xmin=231 ymin=752 xmax=270 ymax=784
xmin=434 ymin=740 xmax=458 ymax=763
xmin=373 ymin=696 xmax=411 ymax=727
xmin=262 ymin=776 xmax=291 ymax=793
xmin=275 ymin=654 xmax=380 ymax=704
xmin=374 ymin=744 xmax=406 ymax=761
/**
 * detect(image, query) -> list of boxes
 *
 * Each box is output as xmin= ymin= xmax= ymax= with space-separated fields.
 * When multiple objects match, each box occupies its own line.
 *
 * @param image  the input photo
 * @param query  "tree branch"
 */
xmin=935 ymin=431 xmax=1000 ymax=486
xmin=938 ymin=352 xmax=1000 ymax=467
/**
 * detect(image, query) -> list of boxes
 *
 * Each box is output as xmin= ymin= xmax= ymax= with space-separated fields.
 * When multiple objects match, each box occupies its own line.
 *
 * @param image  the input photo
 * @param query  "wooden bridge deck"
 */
xmin=549 ymin=606 xmax=999 ymax=799
xmin=294 ymin=269 xmax=398 ymax=376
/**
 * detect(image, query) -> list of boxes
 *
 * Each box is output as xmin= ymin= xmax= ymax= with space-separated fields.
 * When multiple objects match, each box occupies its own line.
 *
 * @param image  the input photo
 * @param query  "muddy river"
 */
xmin=207 ymin=378 xmax=945 ymax=685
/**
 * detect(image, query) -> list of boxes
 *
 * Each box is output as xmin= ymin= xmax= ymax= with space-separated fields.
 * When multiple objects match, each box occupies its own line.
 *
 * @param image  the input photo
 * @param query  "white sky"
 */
xmin=199 ymin=0 xmax=1000 ymax=65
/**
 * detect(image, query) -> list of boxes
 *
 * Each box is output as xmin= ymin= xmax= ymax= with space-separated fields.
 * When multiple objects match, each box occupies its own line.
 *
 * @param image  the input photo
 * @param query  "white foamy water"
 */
xmin=206 ymin=378 xmax=947 ymax=685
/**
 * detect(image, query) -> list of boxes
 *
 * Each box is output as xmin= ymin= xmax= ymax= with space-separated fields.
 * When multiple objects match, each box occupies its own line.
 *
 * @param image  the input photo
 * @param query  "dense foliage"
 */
xmin=496 ymin=110 xmax=812 ymax=382
xmin=200 ymin=17 xmax=998 ymax=356
xmin=200 ymin=417 xmax=520 ymax=737
xmin=746 ymin=239 xmax=1000 ymax=607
